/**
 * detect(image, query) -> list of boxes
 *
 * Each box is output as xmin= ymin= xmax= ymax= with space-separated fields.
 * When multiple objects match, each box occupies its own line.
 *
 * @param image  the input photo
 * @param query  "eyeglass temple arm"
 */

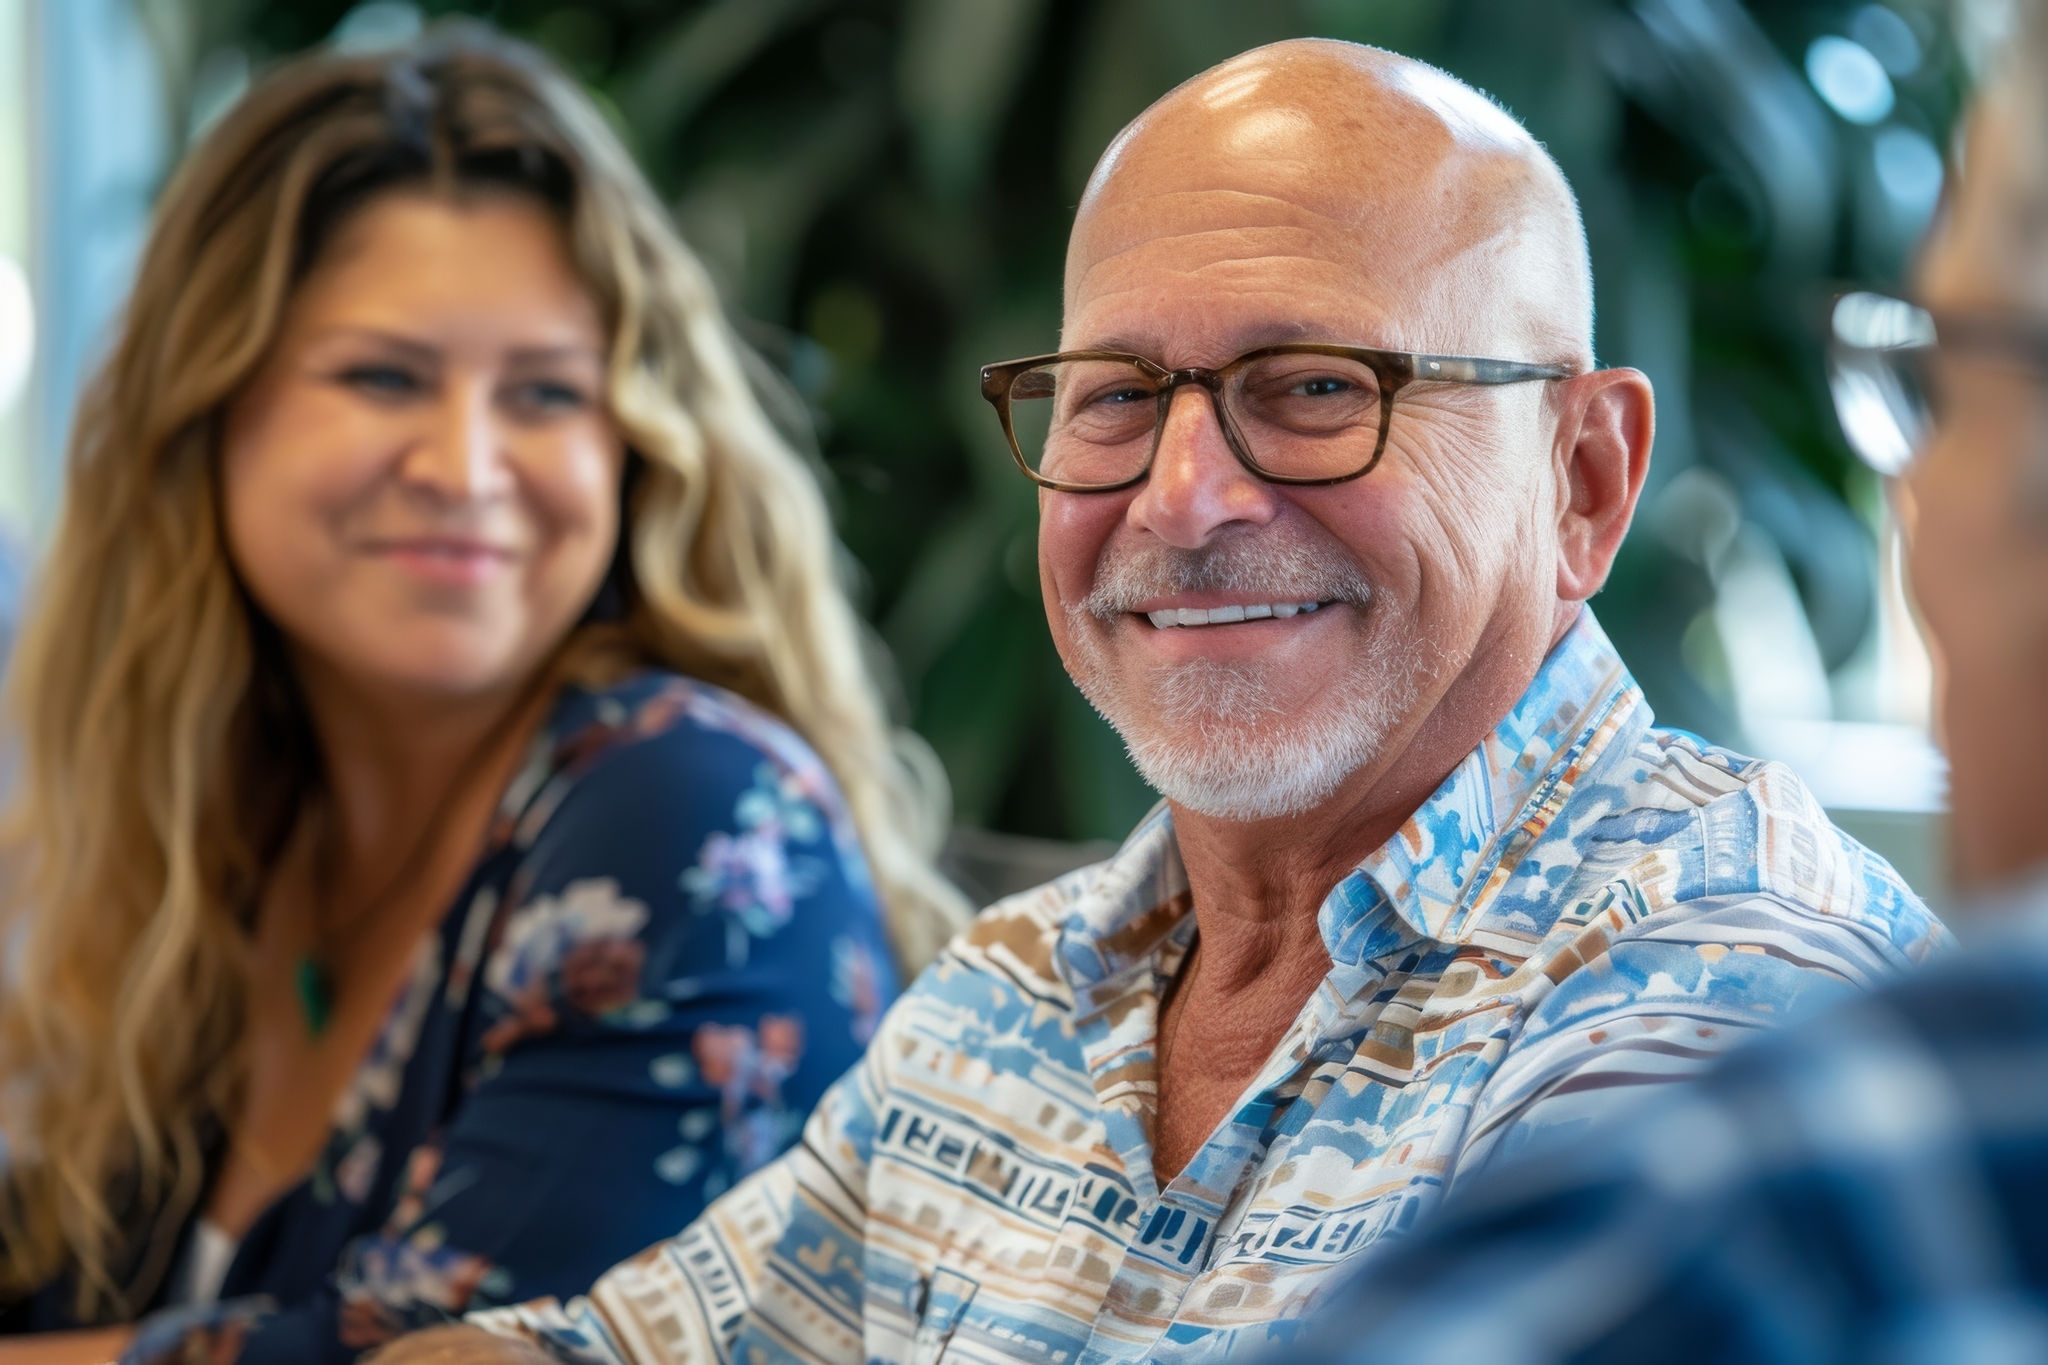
xmin=1405 ymin=355 xmax=1575 ymax=384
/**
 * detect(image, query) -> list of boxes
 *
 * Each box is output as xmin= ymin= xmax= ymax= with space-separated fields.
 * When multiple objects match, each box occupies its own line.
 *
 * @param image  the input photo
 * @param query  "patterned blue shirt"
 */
xmin=476 ymin=611 xmax=1944 ymax=1364
xmin=1275 ymin=873 xmax=2048 ymax=1365
xmin=88 ymin=671 xmax=900 ymax=1364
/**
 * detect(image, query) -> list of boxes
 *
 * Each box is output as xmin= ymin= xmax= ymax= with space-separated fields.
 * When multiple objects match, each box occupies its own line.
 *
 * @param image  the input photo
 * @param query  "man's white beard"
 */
xmin=1064 ymin=530 xmax=1435 ymax=821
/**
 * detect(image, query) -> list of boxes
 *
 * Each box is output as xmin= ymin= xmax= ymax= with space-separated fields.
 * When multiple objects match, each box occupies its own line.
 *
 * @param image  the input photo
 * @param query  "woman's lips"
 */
xmin=367 ymin=538 xmax=518 ymax=587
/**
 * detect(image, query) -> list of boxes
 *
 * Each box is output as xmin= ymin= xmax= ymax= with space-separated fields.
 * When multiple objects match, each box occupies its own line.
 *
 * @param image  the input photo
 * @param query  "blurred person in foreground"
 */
xmin=383 ymin=38 xmax=1945 ymax=1364
xmin=1247 ymin=10 xmax=2048 ymax=1365
xmin=0 ymin=24 xmax=962 ymax=1365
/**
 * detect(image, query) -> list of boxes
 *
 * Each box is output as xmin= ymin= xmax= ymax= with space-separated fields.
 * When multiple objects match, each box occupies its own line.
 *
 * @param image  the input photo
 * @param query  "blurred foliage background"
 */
xmin=138 ymin=0 xmax=1970 ymax=848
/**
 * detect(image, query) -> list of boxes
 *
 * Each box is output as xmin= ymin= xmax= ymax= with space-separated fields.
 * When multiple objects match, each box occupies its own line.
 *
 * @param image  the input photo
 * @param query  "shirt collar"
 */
xmin=1336 ymin=611 xmax=1643 ymax=957
xmin=1053 ymin=610 xmax=1646 ymax=999
xmin=1054 ymin=802 xmax=1193 ymax=1015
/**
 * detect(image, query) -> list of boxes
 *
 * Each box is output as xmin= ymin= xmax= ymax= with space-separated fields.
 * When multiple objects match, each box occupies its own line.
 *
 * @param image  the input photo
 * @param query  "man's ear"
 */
xmin=1551 ymin=367 xmax=1655 ymax=602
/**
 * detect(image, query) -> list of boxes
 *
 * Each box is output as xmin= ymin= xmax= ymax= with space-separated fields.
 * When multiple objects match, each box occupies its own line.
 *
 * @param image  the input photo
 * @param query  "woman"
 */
xmin=0 ymin=24 xmax=962 ymax=1364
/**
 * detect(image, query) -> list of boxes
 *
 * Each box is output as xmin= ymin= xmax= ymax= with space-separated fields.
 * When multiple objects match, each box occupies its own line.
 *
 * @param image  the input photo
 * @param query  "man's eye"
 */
xmin=1290 ymin=375 xmax=1355 ymax=398
xmin=337 ymin=364 xmax=422 ymax=396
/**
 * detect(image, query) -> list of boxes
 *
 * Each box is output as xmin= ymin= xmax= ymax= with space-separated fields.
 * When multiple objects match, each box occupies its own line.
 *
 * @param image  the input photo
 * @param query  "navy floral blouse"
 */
xmin=113 ymin=670 xmax=900 ymax=1362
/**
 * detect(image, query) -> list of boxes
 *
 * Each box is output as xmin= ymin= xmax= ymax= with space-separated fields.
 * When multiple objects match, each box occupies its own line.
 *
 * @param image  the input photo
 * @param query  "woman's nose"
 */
xmin=404 ymin=377 xmax=515 ymax=500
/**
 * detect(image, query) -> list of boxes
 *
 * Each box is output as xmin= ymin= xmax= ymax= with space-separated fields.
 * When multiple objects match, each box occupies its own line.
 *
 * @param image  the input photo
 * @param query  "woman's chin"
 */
xmin=309 ymin=630 xmax=545 ymax=708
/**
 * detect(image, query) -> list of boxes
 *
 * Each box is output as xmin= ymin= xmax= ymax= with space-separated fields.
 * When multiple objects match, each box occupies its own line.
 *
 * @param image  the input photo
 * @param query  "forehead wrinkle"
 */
xmin=1066 ymin=290 xmax=1427 ymax=365
xmin=1070 ymin=232 xmax=1344 ymax=304
xmin=1066 ymin=189 xmax=1356 ymax=302
xmin=1067 ymin=214 xmax=1510 ymax=359
xmin=1070 ymin=153 xmax=1574 ymax=345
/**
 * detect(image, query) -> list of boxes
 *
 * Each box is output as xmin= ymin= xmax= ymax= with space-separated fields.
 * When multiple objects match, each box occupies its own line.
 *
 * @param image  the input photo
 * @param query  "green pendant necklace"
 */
xmin=297 ymin=821 xmax=343 ymax=1039
xmin=292 ymin=770 xmax=490 ymax=1038
xmin=296 ymin=793 xmax=456 ymax=1040
xmin=295 ymin=953 xmax=335 ymax=1037
xmin=293 ymin=807 xmax=367 ymax=1041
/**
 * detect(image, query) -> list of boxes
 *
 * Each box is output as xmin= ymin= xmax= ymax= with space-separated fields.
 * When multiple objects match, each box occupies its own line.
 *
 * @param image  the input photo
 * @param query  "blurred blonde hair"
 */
xmin=0 ymin=24 xmax=965 ymax=1316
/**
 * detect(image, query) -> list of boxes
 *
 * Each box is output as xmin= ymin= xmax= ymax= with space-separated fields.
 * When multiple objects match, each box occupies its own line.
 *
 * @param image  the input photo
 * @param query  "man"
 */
xmin=394 ymin=38 xmax=1940 ymax=1363
xmin=1250 ymin=12 xmax=2048 ymax=1363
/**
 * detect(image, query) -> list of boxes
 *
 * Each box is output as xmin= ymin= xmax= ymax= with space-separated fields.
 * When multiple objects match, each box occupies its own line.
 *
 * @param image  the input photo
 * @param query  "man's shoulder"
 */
xmin=1625 ymin=928 xmax=2048 ymax=1246
xmin=1575 ymin=723 xmax=1938 ymax=957
xmin=903 ymin=861 xmax=1104 ymax=1010
xmin=1623 ymin=723 xmax=1771 ymax=804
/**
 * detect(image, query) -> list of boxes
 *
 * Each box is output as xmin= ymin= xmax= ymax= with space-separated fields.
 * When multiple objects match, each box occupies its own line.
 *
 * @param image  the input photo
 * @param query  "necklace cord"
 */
xmin=293 ymin=665 xmax=561 ymax=1036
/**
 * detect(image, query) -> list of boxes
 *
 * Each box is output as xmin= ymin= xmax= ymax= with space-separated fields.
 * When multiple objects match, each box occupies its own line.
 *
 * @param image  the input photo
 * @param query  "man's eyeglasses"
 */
xmin=1830 ymin=290 xmax=2048 ymax=476
xmin=978 ymin=344 xmax=1575 ymax=493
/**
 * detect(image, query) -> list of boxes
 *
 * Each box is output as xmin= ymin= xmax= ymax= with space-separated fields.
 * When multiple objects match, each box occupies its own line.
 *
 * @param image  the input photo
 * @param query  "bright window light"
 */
xmin=0 ymin=253 xmax=32 ymax=418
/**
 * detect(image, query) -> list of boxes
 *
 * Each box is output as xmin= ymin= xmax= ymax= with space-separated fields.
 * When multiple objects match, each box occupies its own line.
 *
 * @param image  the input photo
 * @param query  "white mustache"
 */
xmin=1081 ymin=529 xmax=1374 ymax=621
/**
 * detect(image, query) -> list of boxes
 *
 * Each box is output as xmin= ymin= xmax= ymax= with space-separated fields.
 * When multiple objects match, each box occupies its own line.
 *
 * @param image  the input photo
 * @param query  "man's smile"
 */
xmin=1143 ymin=599 xmax=1324 ymax=628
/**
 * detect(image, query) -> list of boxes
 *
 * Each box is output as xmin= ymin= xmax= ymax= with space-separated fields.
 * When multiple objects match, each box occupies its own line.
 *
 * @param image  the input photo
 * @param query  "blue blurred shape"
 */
xmin=1849 ymin=4 xmax=1922 ymax=77
xmin=333 ymin=2 xmax=424 ymax=53
xmin=33 ymin=0 xmax=164 ymax=535
xmin=1806 ymin=35 xmax=1895 ymax=125
xmin=1605 ymin=0 xmax=1839 ymax=272
xmin=1873 ymin=125 xmax=1943 ymax=221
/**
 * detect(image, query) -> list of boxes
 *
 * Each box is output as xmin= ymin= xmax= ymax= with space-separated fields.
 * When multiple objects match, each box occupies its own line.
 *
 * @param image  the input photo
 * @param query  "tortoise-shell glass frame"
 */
xmin=978 ymin=343 xmax=1575 ymax=493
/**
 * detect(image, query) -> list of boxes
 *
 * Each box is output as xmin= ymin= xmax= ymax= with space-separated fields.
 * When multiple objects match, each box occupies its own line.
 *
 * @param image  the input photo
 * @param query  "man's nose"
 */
xmin=1124 ymin=383 xmax=1279 ymax=547
xmin=404 ymin=377 xmax=514 ymax=501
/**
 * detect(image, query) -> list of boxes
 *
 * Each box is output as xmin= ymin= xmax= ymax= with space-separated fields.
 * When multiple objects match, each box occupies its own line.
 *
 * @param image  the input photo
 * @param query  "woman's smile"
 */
xmin=360 ymin=534 xmax=522 ymax=588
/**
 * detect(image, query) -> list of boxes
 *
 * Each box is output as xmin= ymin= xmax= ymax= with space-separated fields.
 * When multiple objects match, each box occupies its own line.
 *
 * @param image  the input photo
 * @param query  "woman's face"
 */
xmin=223 ymin=190 xmax=625 ymax=707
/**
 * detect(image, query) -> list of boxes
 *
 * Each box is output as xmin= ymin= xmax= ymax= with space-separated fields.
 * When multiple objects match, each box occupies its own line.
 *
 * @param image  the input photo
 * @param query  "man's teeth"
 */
xmin=1145 ymin=601 xmax=1322 ymax=628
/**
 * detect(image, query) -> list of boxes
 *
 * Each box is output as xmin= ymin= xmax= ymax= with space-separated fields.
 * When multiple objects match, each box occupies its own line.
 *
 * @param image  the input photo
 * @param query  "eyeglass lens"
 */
xmin=1007 ymin=354 xmax=1385 ymax=487
xmin=1829 ymin=292 xmax=1936 ymax=477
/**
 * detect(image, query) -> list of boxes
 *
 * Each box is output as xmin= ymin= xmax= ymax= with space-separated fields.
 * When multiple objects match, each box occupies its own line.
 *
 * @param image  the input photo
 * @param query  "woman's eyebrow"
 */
xmin=306 ymin=325 xmax=440 ymax=360
xmin=504 ymin=343 xmax=606 ymax=365
xmin=303 ymin=328 xmax=603 ymax=366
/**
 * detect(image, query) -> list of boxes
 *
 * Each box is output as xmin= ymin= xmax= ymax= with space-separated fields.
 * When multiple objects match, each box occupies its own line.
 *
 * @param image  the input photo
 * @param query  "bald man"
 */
xmin=1256 ymin=11 xmax=2048 ymax=1359
xmin=402 ymin=39 xmax=1941 ymax=1365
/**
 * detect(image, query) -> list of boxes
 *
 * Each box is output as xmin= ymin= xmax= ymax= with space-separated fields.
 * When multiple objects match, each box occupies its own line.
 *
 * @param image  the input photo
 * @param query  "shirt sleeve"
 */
xmin=1269 ymin=952 xmax=2042 ymax=1365
xmin=131 ymin=693 xmax=900 ymax=1365
xmin=1456 ymin=867 xmax=1945 ymax=1174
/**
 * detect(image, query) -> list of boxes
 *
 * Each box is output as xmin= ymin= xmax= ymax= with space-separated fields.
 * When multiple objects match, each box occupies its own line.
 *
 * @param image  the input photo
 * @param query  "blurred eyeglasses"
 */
xmin=1830 ymin=291 xmax=2048 ymax=476
xmin=978 ymin=344 xmax=1572 ymax=493
xmin=1829 ymin=292 xmax=1937 ymax=476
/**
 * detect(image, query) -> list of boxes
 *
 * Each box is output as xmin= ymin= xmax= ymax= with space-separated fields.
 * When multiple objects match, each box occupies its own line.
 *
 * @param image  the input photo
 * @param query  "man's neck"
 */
xmin=1150 ymin=606 xmax=1580 ymax=1185
xmin=1166 ymin=760 xmax=1438 ymax=950
xmin=1165 ymin=604 xmax=1578 ymax=979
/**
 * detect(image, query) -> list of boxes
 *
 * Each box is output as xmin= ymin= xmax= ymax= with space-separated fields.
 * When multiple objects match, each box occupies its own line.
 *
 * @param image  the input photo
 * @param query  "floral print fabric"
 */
xmin=109 ymin=672 xmax=900 ymax=1364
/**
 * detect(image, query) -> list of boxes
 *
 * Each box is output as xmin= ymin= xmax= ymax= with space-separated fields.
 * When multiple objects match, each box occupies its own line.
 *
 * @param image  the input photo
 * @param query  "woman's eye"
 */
xmin=508 ymin=379 xmax=590 ymax=414
xmin=337 ymin=364 xmax=423 ymax=397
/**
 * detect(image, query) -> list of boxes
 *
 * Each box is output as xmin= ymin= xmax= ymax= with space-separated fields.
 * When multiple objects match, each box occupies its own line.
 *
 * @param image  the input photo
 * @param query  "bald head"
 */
xmin=1066 ymin=39 xmax=1593 ymax=368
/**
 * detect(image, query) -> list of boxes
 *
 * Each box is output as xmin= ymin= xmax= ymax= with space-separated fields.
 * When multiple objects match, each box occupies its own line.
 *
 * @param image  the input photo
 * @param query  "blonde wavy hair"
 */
xmin=0 ymin=25 xmax=966 ymax=1317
